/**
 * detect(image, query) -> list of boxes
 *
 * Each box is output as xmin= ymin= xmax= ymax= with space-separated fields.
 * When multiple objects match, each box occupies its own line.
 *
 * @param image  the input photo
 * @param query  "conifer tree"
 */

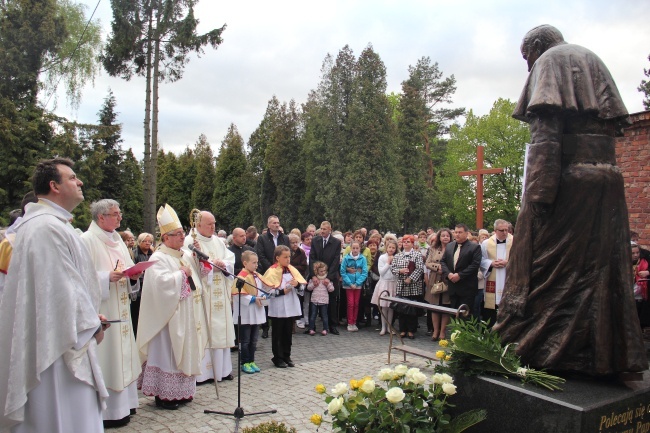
xmin=213 ymin=124 xmax=251 ymax=230
xmin=191 ymin=133 xmax=215 ymax=212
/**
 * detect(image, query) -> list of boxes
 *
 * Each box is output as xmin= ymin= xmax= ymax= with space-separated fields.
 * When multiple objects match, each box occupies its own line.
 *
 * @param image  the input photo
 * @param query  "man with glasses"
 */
xmin=81 ymin=200 xmax=142 ymax=427
xmin=136 ymin=204 xmax=204 ymax=410
xmin=479 ymin=219 xmax=513 ymax=325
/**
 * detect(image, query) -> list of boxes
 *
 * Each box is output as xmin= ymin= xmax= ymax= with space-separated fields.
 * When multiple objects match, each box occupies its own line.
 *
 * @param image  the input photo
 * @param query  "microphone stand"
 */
xmin=201 ymin=263 xmax=276 ymax=432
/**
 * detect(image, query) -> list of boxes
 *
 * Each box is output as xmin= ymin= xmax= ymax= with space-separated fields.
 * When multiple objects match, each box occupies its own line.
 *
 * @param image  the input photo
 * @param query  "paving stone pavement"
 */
xmin=119 ymin=316 xmax=444 ymax=433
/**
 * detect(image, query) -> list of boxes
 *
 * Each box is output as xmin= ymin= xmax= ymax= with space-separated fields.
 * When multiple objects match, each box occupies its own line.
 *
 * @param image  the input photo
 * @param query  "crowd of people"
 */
xmin=0 ymin=157 xmax=647 ymax=432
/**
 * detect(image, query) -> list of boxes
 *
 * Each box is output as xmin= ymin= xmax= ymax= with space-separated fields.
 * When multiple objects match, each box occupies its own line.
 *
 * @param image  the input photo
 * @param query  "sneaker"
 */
xmin=249 ymin=362 xmax=261 ymax=373
xmin=296 ymin=319 xmax=305 ymax=329
xmin=242 ymin=363 xmax=255 ymax=374
xmin=347 ymin=325 xmax=354 ymax=332
xmin=351 ymin=324 xmax=359 ymax=332
xmin=309 ymin=330 xmax=316 ymax=335
xmin=321 ymin=330 xmax=327 ymax=336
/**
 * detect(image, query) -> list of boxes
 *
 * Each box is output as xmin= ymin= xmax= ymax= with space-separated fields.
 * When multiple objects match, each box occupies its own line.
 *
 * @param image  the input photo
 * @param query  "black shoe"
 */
xmin=155 ymin=397 xmax=180 ymax=410
xmin=230 ymin=346 xmax=238 ymax=352
xmin=177 ymin=397 xmax=193 ymax=405
xmin=197 ymin=378 xmax=214 ymax=385
xmin=222 ymin=374 xmax=234 ymax=381
xmin=273 ymin=361 xmax=288 ymax=368
xmin=103 ymin=415 xmax=130 ymax=428
xmin=285 ymin=359 xmax=295 ymax=367
xmin=130 ymin=408 xmax=137 ymax=415
xmin=262 ymin=329 xmax=269 ymax=339
xmin=330 ymin=328 xmax=339 ymax=335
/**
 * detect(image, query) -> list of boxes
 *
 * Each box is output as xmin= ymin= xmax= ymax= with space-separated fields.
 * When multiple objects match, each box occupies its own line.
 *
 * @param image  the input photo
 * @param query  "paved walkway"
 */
xmin=120 ymin=317 xmax=444 ymax=433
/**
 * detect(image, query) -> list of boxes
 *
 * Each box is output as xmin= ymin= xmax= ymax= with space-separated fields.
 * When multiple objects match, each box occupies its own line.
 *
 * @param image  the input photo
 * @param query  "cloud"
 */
xmin=53 ymin=0 xmax=650 ymax=159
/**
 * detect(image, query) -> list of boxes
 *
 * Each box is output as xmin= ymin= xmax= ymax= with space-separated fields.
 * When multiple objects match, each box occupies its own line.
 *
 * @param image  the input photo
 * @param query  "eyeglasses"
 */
xmin=166 ymin=232 xmax=185 ymax=237
xmin=495 ymin=229 xmax=508 ymax=233
xmin=104 ymin=212 xmax=122 ymax=218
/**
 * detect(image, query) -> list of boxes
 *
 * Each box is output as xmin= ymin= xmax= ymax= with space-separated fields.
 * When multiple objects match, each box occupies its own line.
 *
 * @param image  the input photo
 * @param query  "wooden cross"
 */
xmin=458 ymin=146 xmax=504 ymax=229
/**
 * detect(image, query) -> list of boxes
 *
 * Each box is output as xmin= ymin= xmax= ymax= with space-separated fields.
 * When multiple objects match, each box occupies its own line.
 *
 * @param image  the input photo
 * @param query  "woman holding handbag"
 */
xmin=424 ymin=228 xmax=453 ymax=341
xmin=390 ymin=234 xmax=424 ymax=339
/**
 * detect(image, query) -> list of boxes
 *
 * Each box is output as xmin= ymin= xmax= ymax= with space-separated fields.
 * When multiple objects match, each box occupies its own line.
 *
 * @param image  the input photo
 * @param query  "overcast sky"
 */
xmin=51 ymin=0 xmax=650 ymax=158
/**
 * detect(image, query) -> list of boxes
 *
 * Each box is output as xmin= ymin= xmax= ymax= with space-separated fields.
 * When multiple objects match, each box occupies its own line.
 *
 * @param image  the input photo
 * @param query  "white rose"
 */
xmin=331 ymin=382 xmax=348 ymax=396
xmin=411 ymin=371 xmax=427 ymax=385
xmin=432 ymin=373 xmax=444 ymax=384
xmin=328 ymin=397 xmax=344 ymax=414
xmin=360 ymin=379 xmax=376 ymax=393
xmin=442 ymin=383 xmax=457 ymax=395
xmin=450 ymin=331 xmax=460 ymax=342
xmin=394 ymin=365 xmax=408 ymax=376
xmin=440 ymin=373 xmax=454 ymax=384
xmin=377 ymin=368 xmax=393 ymax=381
xmin=385 ymin=387 xmax=406 ymax=404
xmin=405 ymin=368 xmax=420 ymax=380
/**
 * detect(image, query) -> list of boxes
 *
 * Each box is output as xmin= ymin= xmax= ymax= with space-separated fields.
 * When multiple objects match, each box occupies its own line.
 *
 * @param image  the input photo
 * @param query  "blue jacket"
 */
xmin=340 ymin=253 xmax=368 ymax=288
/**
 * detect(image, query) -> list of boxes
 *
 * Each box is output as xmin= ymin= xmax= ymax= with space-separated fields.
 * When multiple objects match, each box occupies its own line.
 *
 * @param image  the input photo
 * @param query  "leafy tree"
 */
xmin=102 ymin=0 xmax=226 ymax=235
xmin=0 ymin=0 xmax=64 ymax=219
xmin=639 ymin=53 xmax=650 ymax=110
xmin=0 ymin=0 xmax=102 ymax=221
xmin=214 ymin=124 xmax=251 ymax=231
xmin=41 ymin=0 xmax=103 ymax=109
xmin=436 ymin=98 xmax=529 ymax=228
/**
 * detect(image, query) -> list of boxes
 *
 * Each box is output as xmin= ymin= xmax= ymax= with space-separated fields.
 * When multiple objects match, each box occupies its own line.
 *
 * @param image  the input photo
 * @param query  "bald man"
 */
xmin=228 ymin=227 xmax=255 ymax=276
xmin=184 ymin=211 xmax=236 ymax=383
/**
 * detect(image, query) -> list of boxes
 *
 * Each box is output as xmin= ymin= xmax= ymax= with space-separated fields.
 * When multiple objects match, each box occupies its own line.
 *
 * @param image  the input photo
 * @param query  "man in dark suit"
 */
xmin=441 ymin=223 xmax=482 ymax=315
xmin=256 ymin=215 xmax=290 ymax=274
xmin=309 ymin=221 xmax=342 ymax=335
xmin=255 ymin=215 xmax=290 ymax=338
xmin=228 ymin=227 xmax=255 ymax=276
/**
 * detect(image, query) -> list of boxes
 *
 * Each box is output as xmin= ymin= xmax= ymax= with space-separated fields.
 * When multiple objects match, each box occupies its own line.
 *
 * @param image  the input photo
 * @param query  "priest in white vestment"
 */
xmin=136 ymin=204 xmax=204 ymax=410
xmin=0 ymin=158 xmax=108 ymax=433
xmin=480 ymin=219 xmax=513 ymax=325
xmin=81 ymin=199 xmax=142 ymax=427
xmin=184 ymin=211 xmax=236 ymax=383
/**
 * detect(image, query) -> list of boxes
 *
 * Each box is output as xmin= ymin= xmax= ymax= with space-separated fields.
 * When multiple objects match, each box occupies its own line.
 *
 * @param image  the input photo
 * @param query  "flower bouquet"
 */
xmin=434 ymin=317 xmax=565 ymax=391
xmin=311 ymin=365 xmax=486 ymax=433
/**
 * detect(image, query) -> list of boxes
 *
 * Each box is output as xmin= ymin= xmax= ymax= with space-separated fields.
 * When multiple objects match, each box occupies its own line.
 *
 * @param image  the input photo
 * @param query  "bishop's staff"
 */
xmin=189 ymin=208 xmax=220 ymax=399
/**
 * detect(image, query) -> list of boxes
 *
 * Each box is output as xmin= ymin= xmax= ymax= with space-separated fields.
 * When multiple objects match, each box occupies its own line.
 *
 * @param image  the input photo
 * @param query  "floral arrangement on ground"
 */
xmin=433 ymin=317 xmax=565 ymax=391
xmin=310 ymin=365 xmax=486 ymax=433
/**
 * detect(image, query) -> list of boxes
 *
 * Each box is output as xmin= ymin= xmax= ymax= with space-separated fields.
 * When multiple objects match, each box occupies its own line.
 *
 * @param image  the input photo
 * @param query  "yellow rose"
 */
xmin=436 ymin=350 xmax=446 ymax=359
xmin=310 ymin=414 xmax=322 ymax=426
xmin=350 ymin=379 xmax=359 ymax=390
xmin=439 ymin=339 xmax=449 ymax=347
xmin=445 ymin=354 xmax=452 ymax=361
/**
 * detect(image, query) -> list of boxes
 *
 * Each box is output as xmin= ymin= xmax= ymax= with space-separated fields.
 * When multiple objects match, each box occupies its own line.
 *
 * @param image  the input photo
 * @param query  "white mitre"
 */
xmin=157 ymin=204 xmax=182 ymax=235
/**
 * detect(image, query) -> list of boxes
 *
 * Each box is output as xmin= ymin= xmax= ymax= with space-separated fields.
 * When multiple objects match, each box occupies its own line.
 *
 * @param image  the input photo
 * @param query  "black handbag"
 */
xmin=389 ymin=298 xmax=417 ymax=316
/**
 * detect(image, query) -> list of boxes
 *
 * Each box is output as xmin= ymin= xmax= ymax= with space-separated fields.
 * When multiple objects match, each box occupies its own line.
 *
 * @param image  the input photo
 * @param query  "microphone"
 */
xmin=188 ymin=244 xmax=232 ymax=277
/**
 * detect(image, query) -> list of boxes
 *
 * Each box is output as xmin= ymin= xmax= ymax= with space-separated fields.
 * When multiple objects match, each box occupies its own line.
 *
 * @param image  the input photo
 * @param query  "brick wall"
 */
xmin=616 ymin=110 xmax=650 ymax=246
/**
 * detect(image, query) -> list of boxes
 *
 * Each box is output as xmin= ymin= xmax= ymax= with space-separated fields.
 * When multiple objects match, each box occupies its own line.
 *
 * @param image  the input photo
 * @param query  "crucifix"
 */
xmin=458 ymin=146 xmax=503 ymax=229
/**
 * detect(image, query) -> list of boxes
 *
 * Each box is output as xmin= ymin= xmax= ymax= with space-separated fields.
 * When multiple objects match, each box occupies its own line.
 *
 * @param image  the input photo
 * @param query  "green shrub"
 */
xmin=241 ymin=420 xmax=297 ymax=433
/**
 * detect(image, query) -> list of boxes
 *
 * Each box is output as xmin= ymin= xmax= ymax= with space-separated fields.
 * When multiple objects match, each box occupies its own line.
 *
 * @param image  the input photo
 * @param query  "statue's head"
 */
xmin=521 ymin=25 xmax=566 ymax=72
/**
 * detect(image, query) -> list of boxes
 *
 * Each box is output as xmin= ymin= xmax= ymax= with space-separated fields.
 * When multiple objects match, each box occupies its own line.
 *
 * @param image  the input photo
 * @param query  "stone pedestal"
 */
xmin=450 ymin=372 xmax=650 ymax=433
